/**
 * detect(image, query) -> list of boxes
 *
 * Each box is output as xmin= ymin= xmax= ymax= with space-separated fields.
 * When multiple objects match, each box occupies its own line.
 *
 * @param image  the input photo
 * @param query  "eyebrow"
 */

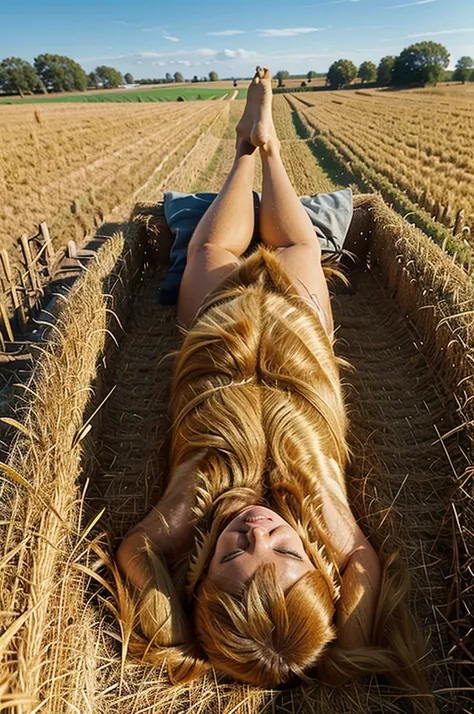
xmin=220 ymin=549 xmax=304 ymax=565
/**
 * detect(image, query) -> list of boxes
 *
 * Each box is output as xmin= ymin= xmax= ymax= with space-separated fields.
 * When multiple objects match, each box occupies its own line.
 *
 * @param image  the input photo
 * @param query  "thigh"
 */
xmin=275 ymin=243 xmax=334 ymax=338
xmin=177 ymin=243 xmax=241 ymax=329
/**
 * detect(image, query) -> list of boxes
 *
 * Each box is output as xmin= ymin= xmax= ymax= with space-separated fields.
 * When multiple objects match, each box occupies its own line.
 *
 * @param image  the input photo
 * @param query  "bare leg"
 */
xmin=237 ymin=66 xmax=334 ymax=337
xmin=177 ymin=139 xmax=256 ymax=328
xmin=260 ymin=144 xmax=334 ymax=337
xmin=186 ymin=139 xmax=256 ymax=258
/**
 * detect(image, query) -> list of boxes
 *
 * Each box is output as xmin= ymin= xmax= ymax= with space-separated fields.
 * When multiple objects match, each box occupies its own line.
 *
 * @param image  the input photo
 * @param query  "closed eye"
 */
xmin=220 ymin=548 xmax=304 ymax=564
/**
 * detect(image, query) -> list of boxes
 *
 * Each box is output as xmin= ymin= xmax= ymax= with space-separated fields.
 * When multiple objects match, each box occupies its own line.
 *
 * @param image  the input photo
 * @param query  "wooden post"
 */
xmin=1 ymin=249 xmax=20 ymax=312
xmin=0 ymin=299 xmax=13 ymax=343
xmin=20 ymin=233 xmax=42 ymax=300
xmin=67 ymin=240 xmax=77 ymax=259
xmin=0 ymin=251 xmax=27 ymax=334
xmin=40 ymin=222 xmax=55 ymax=266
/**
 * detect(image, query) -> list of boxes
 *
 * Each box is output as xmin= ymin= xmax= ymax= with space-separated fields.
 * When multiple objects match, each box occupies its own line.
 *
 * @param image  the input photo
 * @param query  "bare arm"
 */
xmin=116 ymin=450 xmax=207 ymax=589
xmin=317 ymin=537 xmax=381 ymax=685
xmin=316 ymin=483 xmax=382 ymax=682
xmin=335 ymin=540 xmax=381 ymax=649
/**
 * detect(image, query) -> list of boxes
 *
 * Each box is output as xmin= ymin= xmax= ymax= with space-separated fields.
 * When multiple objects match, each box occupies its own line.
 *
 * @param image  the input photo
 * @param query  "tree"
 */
xmin=192 ymin=75 xmax=199 ymax=83
xmin=307 ymin=70 xmax=317 ymax=83
xmin=87 ymin=71 xmax=99 ymax=88
xmin=209 ymin=71 xmax=218 ymax=81
xmin=358 ymin=61 xmax=377 ymax=83
xmin=0 ymin=57 xmax=44 ymax=96
xmin=165 ymin=72 xmax=172 ymax=82
xmin=34 ymin=54 xmax=87 ymax=92
xmin=95 ymin=66 xmax=123 ymax=89
xmin=392 ymin=42 xmax=449 ymax=87
xmin=377 ymin=56 xmax=395 ymax=86
xmin=453 ymin=56 xmax=474 ymax=84
xmin=174 ymin=71 xmax=184 ymax=83
xmin=124 ymin=72 xmax=134 ymax=84
xmin=275 ymin=70 xmax=290 ymax=87
xmin=326 ymin=59 xmax=357 ymax=89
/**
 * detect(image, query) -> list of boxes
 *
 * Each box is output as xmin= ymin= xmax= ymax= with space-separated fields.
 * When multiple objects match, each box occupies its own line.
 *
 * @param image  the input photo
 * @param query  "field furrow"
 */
xmin=288 ymin=87 xmax=474 ymax=239
xmin=0 ymin=102 xmax=223 ymax=253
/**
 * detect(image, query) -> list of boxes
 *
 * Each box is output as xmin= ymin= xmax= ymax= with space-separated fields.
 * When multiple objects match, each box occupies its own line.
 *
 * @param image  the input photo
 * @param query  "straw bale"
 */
xmin=1 ymin=196 xmax=472 ymax=713
xmin=0 ymin=221 xmax=145 ymax=712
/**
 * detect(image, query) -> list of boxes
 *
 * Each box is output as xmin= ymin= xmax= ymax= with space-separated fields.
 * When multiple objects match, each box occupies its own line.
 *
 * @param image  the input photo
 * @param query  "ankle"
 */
xmin=259 ymin=137 xmax=281 ymax=158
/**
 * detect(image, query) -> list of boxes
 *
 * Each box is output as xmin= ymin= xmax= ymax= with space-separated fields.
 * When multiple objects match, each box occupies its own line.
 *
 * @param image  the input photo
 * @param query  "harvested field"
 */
xmin=2 ymin=83 xmax=473 ymax=267
xmin=0 ymin=100 xmax=228 ymax=257
xmin=285 ymin=84 xmax=474 ymax=257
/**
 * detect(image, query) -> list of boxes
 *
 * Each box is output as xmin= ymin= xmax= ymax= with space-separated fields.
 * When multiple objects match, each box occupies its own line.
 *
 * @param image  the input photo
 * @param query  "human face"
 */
xmin=207 ymin=506 xmax=315 ymax=594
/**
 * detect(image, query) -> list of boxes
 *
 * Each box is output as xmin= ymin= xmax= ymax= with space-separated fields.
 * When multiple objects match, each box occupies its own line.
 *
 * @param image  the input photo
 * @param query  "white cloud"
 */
xmin=136 ymin=48 xmax=216 ymax=60
xmin=387 ymin=0 xmax=435 ymax=8
xmin=407 ymin=27 xmax=474 ymax=37
xmin=257 ymin=27 xmax=323 ymax=37
xmin=132 ymin=47 xmax=258 ymax=64
xmin=163 ymin=34 xmax=179 ymax=42
xmin=195 ymin=47 xmax=218 ymax=56
xmin=207 ymin=30 xmax=245 ymax=36
xmin=215 ymin=48 xmax=258 ymax=61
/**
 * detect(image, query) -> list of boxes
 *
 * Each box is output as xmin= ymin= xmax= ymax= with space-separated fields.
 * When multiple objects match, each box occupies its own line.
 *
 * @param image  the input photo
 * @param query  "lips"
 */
xmin=244 ymin=515 xmax=272 ymax=523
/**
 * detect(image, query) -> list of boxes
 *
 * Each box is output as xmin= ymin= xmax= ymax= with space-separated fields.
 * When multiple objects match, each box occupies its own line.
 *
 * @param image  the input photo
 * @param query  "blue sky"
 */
xmin=2 ymin=0 xmax=474 ymax=78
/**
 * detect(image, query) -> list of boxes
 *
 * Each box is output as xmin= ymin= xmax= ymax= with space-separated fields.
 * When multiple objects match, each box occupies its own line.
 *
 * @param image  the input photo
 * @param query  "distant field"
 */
xmin=1 ymin=82 xmax=473 ymax=266
xmin=0 ymin=100 xmax=230 ymax=255
xmin=0 ymin=85 xmax=247 ymax=104
xmin=276 ymin=77 xmax=327 ymax=89
xmin=284 ymin=82 xmax=474 ymax=253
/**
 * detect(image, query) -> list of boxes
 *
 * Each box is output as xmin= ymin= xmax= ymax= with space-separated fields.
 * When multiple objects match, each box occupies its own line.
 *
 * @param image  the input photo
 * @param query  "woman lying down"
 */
xmin=114 ymin=67 xmax=431 ymax=696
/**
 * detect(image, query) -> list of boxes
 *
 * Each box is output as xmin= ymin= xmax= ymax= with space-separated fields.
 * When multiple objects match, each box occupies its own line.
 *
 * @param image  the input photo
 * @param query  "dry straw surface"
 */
xmin=0 ymin=195 xmax=472 ymax=713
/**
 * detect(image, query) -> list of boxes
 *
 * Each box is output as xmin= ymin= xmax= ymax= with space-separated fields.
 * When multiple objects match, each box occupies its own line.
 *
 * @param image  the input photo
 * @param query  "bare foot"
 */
xmin=236 ymin=66 xmax=278 ymax=150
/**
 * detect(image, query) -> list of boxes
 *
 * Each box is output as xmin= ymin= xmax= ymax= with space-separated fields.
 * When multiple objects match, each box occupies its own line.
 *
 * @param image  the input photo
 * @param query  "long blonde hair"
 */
xmin=110 ymin=245 xmax=430 ymax=697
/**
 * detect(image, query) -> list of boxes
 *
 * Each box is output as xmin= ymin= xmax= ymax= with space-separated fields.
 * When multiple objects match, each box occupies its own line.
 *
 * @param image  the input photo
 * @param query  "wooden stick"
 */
xmin=20 ymin=233 xmax=42 ymax=298
xmin=0 ymin=298 xmax=14 ymax=343
xmin=67 ymin=240 xmax=77 ymax=259
xmin=1 ymin=249 xmax=20 ymax=311
xmin=40 ymin=222 xmax=54 ymax=258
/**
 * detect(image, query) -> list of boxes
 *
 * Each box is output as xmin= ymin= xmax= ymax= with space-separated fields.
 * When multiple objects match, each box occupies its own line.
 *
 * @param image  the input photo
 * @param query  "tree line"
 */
xmin=324 ymin=43 xmax=473 ymax=89
xmin=0 ymin=54 xmax=222 ymax=96
xmin=135 ymin=71 xmax=220 ymax=85
xmin=274 ymin=44 xmax=473 ymax=91
xmin=2 ymin=43 xmax=473 ymax=97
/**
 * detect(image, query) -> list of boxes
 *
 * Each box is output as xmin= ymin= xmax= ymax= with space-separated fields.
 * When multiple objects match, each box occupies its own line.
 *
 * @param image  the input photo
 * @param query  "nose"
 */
xmin=246 ymin=525 xmax=272 ymax=554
